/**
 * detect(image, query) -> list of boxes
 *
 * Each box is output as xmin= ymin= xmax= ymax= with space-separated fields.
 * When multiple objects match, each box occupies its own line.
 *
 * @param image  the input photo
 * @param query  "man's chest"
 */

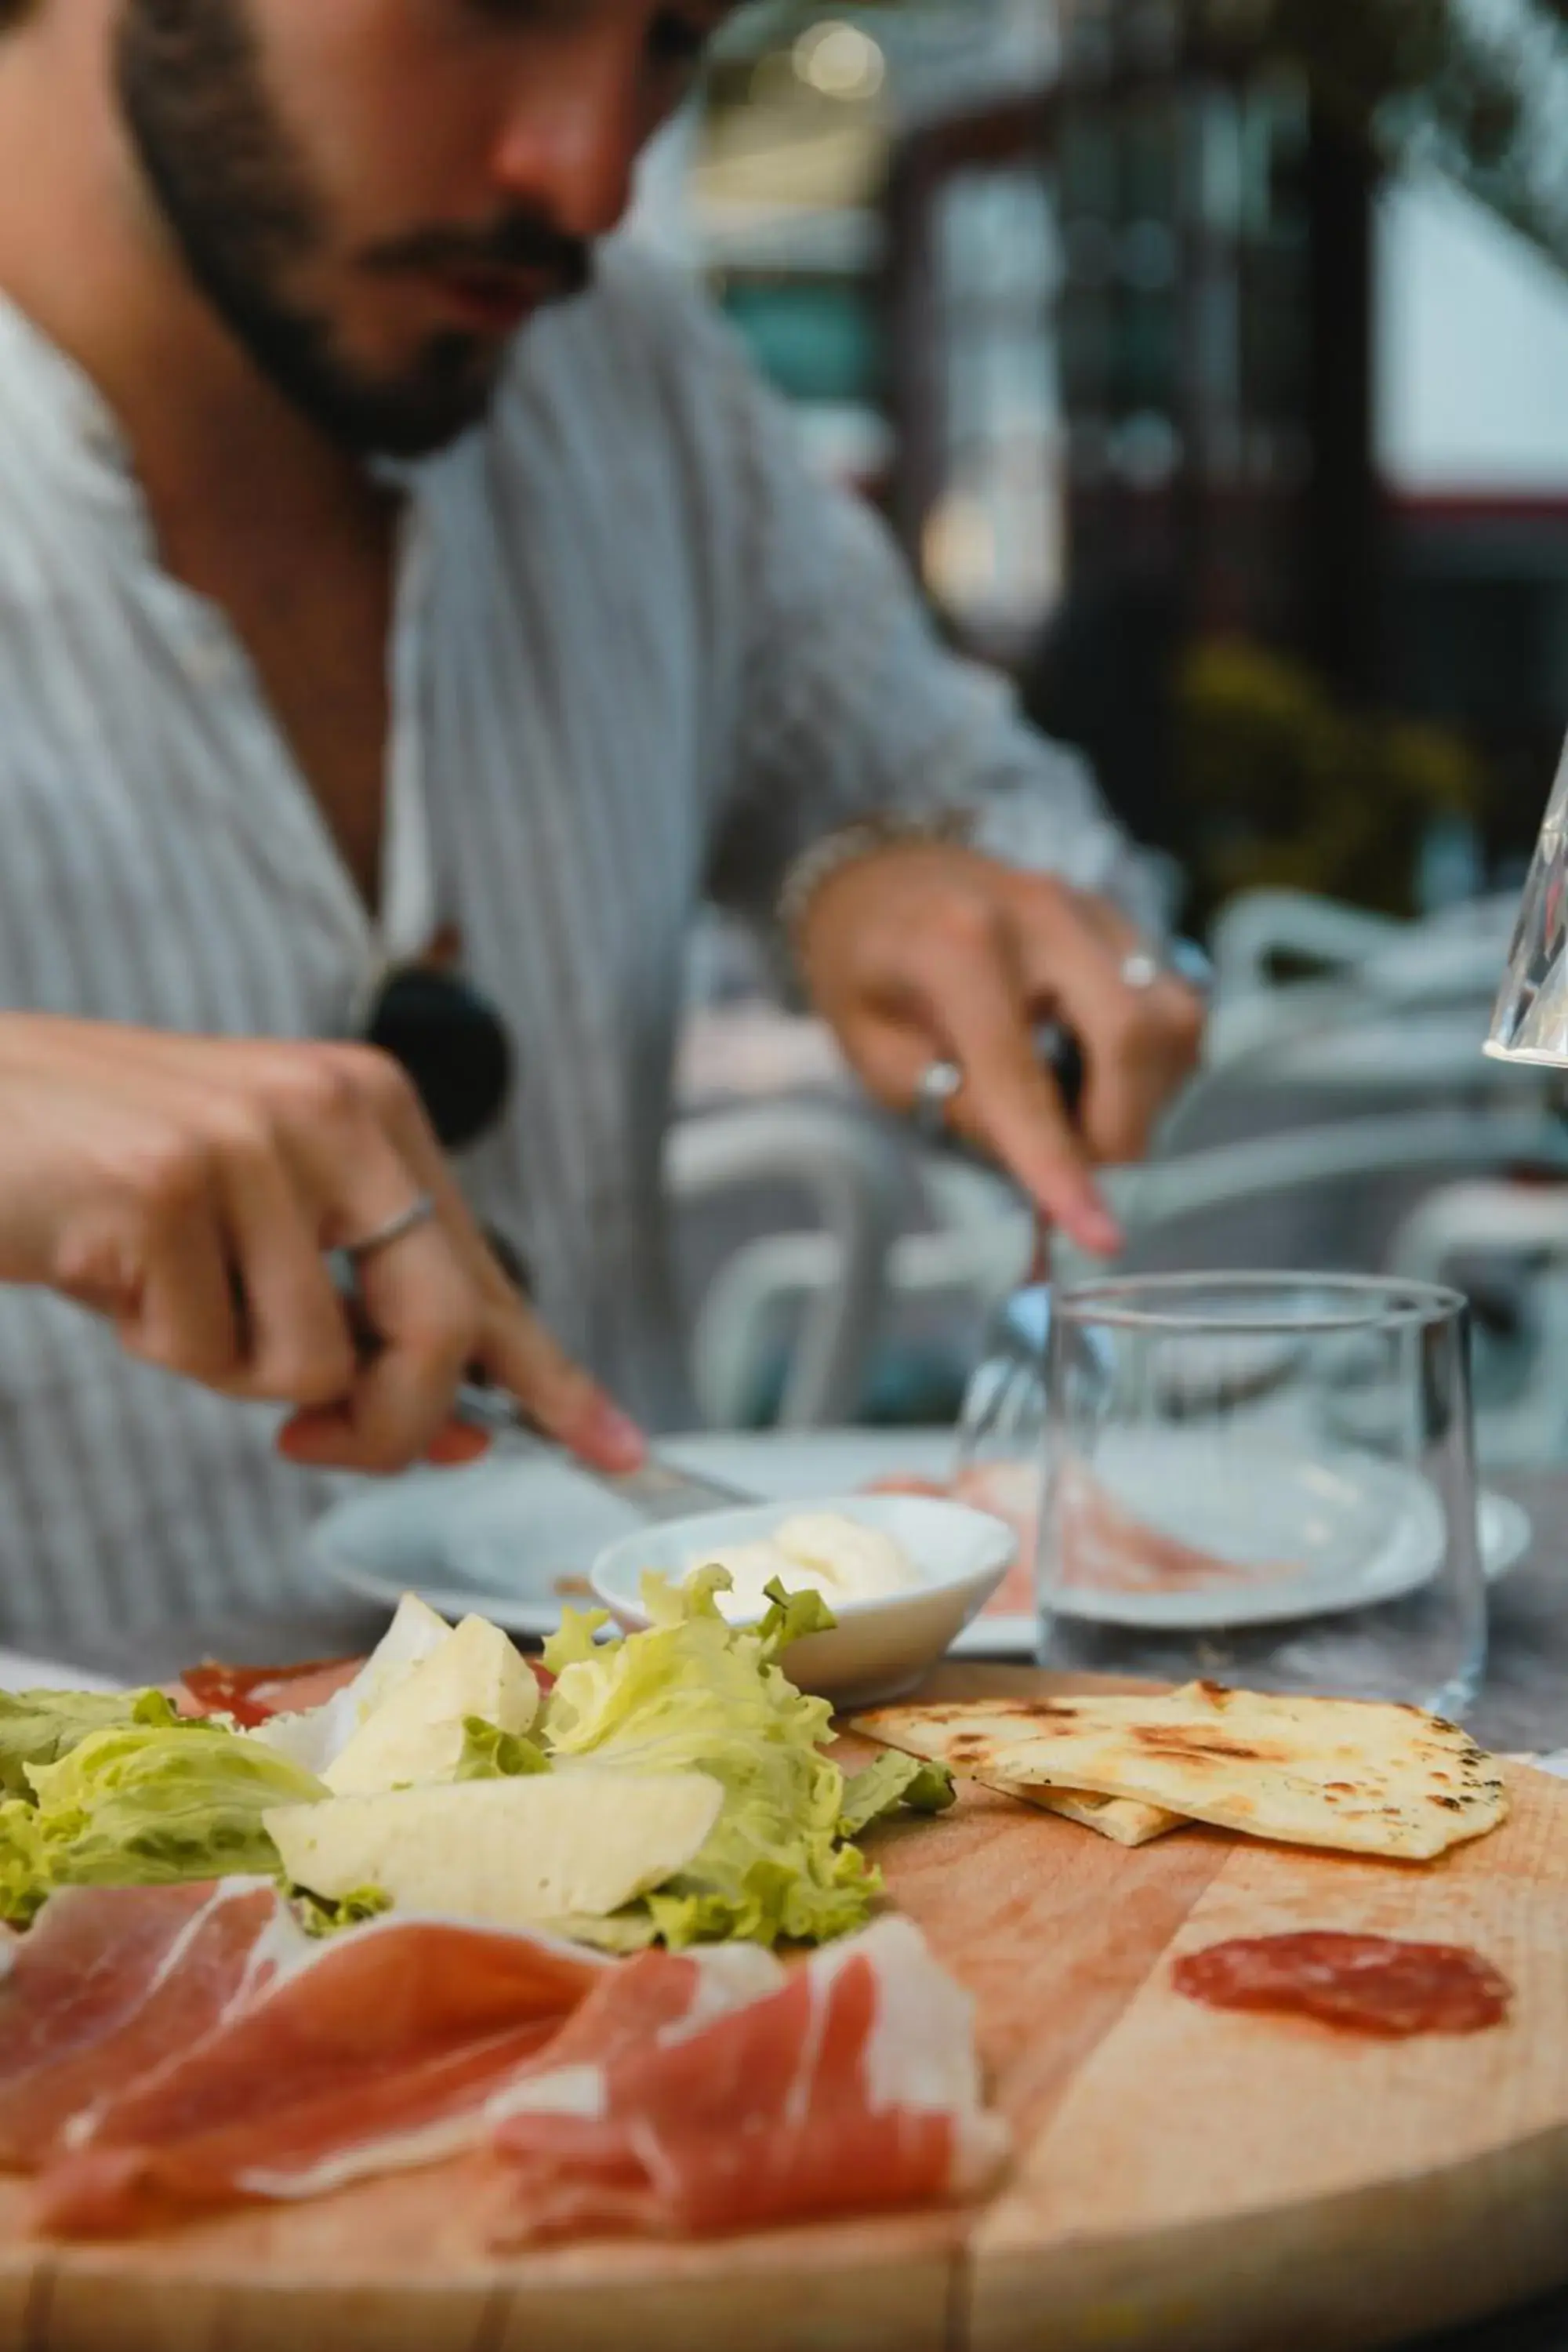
xmin=209 ymin=561 xmax=394 ymax=915
xmin=0 ymin=524 xmax=711 ymax=1047
xmin=148 ymin=488 xmax=398 ymax=915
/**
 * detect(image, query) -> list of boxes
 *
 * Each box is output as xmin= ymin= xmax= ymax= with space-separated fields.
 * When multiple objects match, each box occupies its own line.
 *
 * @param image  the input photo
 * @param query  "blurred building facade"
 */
xmin=647 ymin=0 xmax=1568 ymax=920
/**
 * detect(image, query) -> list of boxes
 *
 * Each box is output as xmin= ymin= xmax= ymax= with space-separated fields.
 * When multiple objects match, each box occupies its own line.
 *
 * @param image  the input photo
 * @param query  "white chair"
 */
xmin=668 ymin=887 xmax=1544 ymax=1436
xmin=1056 ymin=1104 xmax=1568 ymax=1283
xmin=1196 ymin=890 xmax=1523 ymax=1101
xmin=1386 ymin=1178 xmax=1568 ymax=1465
xmin=666 ymin=1099 xmax=905 ymax=1429
xmin=685 ymin=1156 xmax=1034 ymax=1432
xmin=1208 ymin=889 xmax=1410 ymax=1001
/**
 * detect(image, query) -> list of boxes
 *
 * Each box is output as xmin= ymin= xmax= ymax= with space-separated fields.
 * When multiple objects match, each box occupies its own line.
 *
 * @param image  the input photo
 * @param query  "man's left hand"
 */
xmin=795 ymin=842 xmax=1205 ymax=1255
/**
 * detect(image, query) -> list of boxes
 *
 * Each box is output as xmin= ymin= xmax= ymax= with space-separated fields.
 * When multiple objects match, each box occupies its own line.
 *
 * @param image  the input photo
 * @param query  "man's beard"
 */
xmin=113 ymin=0 xmax=593 ymax=459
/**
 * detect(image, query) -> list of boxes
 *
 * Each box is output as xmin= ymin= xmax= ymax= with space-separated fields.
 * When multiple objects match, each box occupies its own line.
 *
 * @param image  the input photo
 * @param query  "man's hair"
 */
xmin=0 ymin=2 xmax=36 ymax=24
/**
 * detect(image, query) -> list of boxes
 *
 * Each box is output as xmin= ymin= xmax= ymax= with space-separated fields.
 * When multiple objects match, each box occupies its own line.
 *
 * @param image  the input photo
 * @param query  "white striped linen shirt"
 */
xmin=0 ymin=241 xmax=1142 ymax=1649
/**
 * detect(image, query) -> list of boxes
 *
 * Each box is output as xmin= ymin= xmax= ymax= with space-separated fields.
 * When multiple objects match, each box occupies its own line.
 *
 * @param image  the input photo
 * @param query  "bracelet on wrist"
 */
xmin=776 ymin=810 xmax=976 ymax=952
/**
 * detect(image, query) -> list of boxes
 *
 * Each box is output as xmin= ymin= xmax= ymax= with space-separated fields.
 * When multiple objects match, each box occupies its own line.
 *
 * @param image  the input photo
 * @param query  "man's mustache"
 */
xmin=361 ymin=212 xmax=593 ymax=298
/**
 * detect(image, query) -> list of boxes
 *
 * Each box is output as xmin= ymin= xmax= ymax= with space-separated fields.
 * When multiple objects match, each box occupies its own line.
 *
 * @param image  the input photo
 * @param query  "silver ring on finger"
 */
xmin=913 ymin=1057 xmax=964 ymax=1142
xmin=341 ymin=1192 xmax=437 ymax=1263
xmin=1119 ymin=949 xmax=1163 ymax=993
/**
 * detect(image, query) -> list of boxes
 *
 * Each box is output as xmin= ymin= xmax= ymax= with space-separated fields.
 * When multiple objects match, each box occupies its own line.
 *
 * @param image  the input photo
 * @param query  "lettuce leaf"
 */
xmin=539 ymin=1569 xmax=878 ymax=1949
xmin=455 ymin=1715 xmax=551 ymax=1781
xmin=0 ymin=1688 xmax=184 ymax=1800
xmin=292 ymin=1883 xmax=392 ymax=1940
xmin=837 ymin=1751 xmax=956 ymax=1840
xmin=0 ymin=1801 xmax=47 ymax=1927
xmin=0 ymin=1725 xmax=328 ymax=1925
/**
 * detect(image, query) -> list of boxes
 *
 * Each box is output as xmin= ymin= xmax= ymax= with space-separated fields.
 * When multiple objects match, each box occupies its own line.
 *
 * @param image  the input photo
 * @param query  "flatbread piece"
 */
xmin=852 ymin=1683 xmax=1507 ymax=1861
xmin=985 ymin=1778 xmax=1182 ymax=1848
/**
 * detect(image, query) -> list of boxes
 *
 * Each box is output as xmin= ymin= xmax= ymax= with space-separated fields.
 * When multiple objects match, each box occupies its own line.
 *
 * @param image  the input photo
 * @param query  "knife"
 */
xmin=329 ymin=1259 xmax=753 ymax=1523
xmin=446 ymin=1381 xmax=753 ymax=1522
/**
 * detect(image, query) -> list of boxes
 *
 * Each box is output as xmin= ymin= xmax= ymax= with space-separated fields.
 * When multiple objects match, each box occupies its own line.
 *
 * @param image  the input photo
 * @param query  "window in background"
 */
xmin=919 ymin=164 xmax=1063 ymax=652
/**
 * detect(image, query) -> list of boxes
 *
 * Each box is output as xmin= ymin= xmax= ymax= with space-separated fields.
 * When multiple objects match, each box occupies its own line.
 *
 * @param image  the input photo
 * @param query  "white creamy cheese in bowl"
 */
xmin=590 ymin=1494 xmax=1015 ymax=1708
xmin=693 ymin=1512 xmax=920 ymax=1623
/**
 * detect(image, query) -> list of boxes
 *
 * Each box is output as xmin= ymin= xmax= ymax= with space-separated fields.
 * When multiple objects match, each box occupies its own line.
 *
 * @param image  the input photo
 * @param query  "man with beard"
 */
xmin=0 ymin=0 xmax=1201 ymax=1652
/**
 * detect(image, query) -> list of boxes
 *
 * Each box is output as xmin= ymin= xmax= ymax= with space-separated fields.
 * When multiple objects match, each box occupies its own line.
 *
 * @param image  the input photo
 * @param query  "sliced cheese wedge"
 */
xmin=252 ymin=1592 xmax=454 ymax=1777
xmin=266 ymin=1770 xmax=724 ymax=1929
xmin=854 ymin=1684 xmax=1508 ymax=1862
xmin=324 ymin=1614 xmax=539 ymax=1796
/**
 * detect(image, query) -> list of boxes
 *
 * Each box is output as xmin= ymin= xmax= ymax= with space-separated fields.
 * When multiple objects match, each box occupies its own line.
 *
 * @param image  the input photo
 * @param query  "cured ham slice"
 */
xmin=490 ymin=1916 xmax=1007 ymax=2242
xmin=0 ymin=1882 xmax=285 ymax=2166
xmin=152 ymin=1947 xmax=783 ymax=2216
xmin=177 ymin=1658 xmax=365 ymax=1726
xmin=32 ymin=1896 xmax=605 ymax=2238
xmin=21 ymin=1889 xmax=1004 ymax=2247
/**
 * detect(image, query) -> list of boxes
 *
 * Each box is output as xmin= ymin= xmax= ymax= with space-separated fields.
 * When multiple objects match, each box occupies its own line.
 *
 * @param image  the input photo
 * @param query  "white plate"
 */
xmin=591 ymin=1494 xmax=1014 ymax=1708
xmin=307 ymin=1431 xmax=964 ymax=1638
xmin=968 ymin=1482 xmax=1530 ymax=1657
xmin=307 ymin=1429 xmax=1531 ymax=1655
xmin=0 ymin=1648 xmax=120 ymax=1695
xmin=1036 ymin=1431 xmax=1448 ymax=1633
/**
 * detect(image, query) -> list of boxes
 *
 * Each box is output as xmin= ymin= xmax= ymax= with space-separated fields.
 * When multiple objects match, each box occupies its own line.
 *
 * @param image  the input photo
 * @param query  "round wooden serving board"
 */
xmin=3 ymin=1662 xmax=1567 ymax=2352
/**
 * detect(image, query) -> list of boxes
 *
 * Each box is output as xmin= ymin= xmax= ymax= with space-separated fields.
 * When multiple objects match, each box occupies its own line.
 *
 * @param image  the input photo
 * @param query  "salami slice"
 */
xmin=1172 ymin=1931 xmax=1511 ymax=2038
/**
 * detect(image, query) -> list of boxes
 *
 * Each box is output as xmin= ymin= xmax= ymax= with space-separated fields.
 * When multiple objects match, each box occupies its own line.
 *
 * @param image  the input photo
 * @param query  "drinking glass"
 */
xmin=1488 ymin=728 xmax=1568 ymax=1067
xmin=1036 ymin=1273 xmax=1487 ymax=1717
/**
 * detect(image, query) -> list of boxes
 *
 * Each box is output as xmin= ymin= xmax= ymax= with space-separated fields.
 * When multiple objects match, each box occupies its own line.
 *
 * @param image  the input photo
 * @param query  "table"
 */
xmin=38 ymin=1466 xmax=1568 ymax=2352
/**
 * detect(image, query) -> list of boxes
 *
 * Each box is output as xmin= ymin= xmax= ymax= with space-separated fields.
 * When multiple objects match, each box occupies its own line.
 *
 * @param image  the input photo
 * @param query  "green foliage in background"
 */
xmin=1204 ymin=0 xmax=1568 ymax=269
xmin=717 ymin=0 xmax=1568 ymax=269
xmin=1175 ymin=637 xmax=1486 ymax=918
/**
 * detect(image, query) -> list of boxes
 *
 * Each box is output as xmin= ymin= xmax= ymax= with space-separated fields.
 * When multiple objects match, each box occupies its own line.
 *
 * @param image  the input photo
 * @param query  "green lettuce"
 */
xmin=0 ymin=1802 xmax=45 ymax=1927
xmin=0 ymin=1724 xmax=328 ymax=1926
xmin=0 ymin=1687 xmax=184 ymax=1799
xmin=837 ymin=1751 xmax=955 ymax=1840
xmin=539 ymin=1570 xmax=889 ymax=1950
xmin=455 ymin=1715 xmax=551 ymax=1781
xmin=292 ymin=1883 xmax=392 ymax=1940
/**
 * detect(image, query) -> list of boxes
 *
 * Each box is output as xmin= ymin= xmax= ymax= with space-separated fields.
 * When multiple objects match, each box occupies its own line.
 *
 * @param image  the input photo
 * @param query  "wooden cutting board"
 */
xmin=3 ymin=1662 xmax=1567 ymax=2352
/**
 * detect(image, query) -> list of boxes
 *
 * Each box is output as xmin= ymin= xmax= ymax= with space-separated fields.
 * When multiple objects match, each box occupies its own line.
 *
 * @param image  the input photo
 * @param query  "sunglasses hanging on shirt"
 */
xmin=359 ymin=953 xmax=533 ymax=1301
xmin=365 ymin=709 xmax=529 ymax=1290
xmin=365 ymin=957 xmax=513 ymax=1152
xmin=368 ymin=612 xmax=517 ymax=1154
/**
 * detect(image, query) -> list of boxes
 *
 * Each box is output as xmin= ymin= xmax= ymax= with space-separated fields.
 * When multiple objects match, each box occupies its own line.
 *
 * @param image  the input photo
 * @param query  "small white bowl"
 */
xmin=589 ymin=1493 xmax=1016 ymax=1709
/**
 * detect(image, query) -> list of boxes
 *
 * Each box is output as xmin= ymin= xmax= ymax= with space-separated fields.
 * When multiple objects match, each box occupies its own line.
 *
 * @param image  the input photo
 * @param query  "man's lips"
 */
xmin=422 ymin=266 xmax=557 ymax=333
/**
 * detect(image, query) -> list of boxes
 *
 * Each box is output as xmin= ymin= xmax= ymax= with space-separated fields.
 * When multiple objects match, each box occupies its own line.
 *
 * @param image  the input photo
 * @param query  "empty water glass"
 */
xmin=1037 ymin=1273 xmax=1487 ymax=1719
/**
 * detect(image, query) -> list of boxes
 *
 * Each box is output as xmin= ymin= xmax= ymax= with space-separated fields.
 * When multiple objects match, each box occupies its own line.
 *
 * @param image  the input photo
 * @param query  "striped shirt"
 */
xmin=0 ymin=241 xmax=1142 ymax=1650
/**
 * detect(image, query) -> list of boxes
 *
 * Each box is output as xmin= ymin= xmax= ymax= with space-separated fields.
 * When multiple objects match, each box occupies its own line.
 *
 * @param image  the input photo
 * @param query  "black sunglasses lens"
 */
xmin=367 ymin=968 xmax=513 ymax=1152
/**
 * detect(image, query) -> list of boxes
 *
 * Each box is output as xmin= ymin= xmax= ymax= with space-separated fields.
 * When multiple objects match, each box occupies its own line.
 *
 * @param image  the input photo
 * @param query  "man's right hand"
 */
xmin=0 ymin=1017 xmax=644 ymax=1479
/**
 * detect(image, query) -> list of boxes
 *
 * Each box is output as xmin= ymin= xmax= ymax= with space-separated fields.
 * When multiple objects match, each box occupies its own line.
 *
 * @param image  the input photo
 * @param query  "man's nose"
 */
xmin=488 ymin=38 xmax=644 ymax=245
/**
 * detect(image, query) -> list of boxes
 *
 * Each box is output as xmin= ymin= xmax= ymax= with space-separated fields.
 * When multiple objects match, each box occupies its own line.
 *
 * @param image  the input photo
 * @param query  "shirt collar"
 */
xmin=0 ymin=289 xmax=148 ymax=523
xmin=0 ymin=287 xmax=430 ymax=535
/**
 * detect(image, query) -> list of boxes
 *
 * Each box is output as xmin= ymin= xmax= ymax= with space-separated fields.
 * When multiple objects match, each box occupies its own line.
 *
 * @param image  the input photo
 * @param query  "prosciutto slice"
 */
xmin=490 ymin=1917 xmax=1008 ymax=2242
xmin=34 ymin=1899 xmax=605 ymax=2238
xmin=0 ymin=1882 xmax=285 ymax=2166
xmin=19 ymin=1889 xmax=1005 ymax=2247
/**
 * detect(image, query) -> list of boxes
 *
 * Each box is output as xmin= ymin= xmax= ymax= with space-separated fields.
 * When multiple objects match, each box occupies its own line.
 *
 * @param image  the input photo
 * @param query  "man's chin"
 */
xmin=254 ymin=330 xmax=513 ymax=460
xmin=277 ymin=288 xmax=596 ymax=457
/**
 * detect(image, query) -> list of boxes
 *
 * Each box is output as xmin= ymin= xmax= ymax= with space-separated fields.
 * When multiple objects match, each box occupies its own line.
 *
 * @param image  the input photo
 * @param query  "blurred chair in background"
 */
xmin=670 ymin=880 xmax=1568 ymax=1468
xmin=667 ymin=1099 xmax=905 ymax=1431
